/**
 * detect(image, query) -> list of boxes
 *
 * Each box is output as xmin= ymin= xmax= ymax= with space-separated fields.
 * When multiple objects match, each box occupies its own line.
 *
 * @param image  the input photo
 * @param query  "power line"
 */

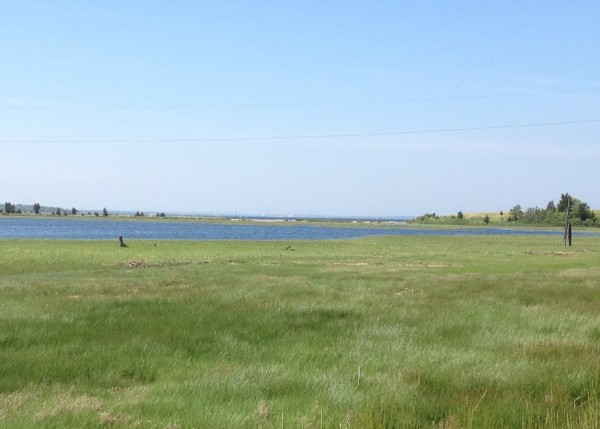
xmin=3 ymin=119 xmax=599 ymax=143
xmin=2 ymin=88 xmax=599 ymax=110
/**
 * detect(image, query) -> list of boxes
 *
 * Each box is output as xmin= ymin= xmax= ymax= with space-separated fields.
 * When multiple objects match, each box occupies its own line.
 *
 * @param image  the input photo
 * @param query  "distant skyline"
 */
xmin=2 ymin=1 xmax=599 ymax=217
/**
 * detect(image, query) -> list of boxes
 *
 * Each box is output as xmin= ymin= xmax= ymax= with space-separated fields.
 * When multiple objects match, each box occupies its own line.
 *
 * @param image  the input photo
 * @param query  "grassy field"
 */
xmin=1 ymin=236 xmax=599 ymax=428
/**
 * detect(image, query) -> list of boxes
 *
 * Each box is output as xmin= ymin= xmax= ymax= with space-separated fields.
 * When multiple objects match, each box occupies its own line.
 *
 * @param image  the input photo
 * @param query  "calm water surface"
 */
xmin=1 ymin=217 xmax=594 ymax=240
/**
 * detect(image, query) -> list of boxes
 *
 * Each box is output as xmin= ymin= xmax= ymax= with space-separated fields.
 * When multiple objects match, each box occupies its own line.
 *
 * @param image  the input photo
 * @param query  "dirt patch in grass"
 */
xmin=34 ymin=393 xmax=103 ymax=420
xmin=400 ymin=262 xmax=454 ymax=269
xmin=121 ymin=259 xmax=194 ymax=269
xmin=108 ymin=385 xmax=151 ymax=406
xmin=525 ymin=249 xmax=591 ymax=256
xmin=558 ymin=268 xmax=600 ymax=279
xmin=333 ymin=261 xmax=370 ymax=266
xmin=24 ymin=386 xmax=153 ymax=425
xmin=394 ymin=287 xmax=424 ymax=299
xmin=123 ymin=260 xmax=149 ymax=268
xmin=0 ymin=391 xmax=32 ymax=420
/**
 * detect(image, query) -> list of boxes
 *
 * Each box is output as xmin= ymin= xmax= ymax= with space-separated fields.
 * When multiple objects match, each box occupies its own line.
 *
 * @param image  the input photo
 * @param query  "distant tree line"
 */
xmin=2 ymin=202 xmax=111 ymax=217
xmin=2 ymin=202 xmax=168 ymax=218
xmin=415 ymin=193 xmax=597 ymax=227
xmin=506 ymin=193 xmax=596 ymax=226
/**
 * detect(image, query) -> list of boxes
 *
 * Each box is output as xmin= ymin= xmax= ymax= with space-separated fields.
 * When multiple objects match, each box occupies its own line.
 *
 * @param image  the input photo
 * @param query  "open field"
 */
xmin=1 ymin=236 xmax=599 ymax=428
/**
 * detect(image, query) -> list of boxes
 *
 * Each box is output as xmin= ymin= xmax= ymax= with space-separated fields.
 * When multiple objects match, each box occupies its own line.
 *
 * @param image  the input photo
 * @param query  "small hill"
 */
xmin=462 ymin=211 xmax=505 ymax=222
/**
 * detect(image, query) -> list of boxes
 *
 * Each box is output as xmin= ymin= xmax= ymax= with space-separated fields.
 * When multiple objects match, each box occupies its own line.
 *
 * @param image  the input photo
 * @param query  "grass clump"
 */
xmin=1 ymin=236 xmax=599 ymax=427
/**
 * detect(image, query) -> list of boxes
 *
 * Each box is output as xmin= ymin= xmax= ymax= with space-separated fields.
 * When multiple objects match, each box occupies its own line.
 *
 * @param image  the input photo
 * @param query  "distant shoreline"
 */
xmin=0 ymin=211 xmax=415 ymax=225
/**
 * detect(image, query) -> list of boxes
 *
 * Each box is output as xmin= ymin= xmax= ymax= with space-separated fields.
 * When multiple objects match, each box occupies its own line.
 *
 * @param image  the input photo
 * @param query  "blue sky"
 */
xmin=2 ymin=1 xmax=599 ymax=216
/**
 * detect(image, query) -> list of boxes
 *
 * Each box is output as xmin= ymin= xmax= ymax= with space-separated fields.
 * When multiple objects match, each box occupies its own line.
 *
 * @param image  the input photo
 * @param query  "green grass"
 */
xmin=1 ymin=236 xmax=599 ymax=428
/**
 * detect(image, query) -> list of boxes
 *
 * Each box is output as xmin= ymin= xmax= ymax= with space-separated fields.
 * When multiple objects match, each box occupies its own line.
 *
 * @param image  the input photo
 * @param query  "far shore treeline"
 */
xmin=416 ymin=193 xmax=598 ymax=227
xmin=2 ymin=192 xmax=598 ymax=227
xmin=1 ymin=203 xmax=167 ymax=218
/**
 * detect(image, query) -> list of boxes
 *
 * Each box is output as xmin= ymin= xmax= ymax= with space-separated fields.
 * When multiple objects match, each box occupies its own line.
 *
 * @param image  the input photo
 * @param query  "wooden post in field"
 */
xmin=563 ymin=197 xmax=571 ymax=246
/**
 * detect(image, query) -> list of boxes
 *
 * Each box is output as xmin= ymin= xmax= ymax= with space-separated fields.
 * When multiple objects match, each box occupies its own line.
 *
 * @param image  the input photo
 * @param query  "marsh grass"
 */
xmin=1 ymin=236 xmax=599 ymax=427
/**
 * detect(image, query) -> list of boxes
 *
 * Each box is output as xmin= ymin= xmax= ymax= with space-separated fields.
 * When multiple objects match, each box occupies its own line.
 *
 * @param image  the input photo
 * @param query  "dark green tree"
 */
xmin=572 ymin=201 xmax=595 ymax=221
xmin=556 ymin=193 xmax=595 ymax=222
xmin=4 ymin=202 xmax=16 ymax=214
xmin=33 ymin=203 xmax=41 ymax=214
xmin=508 ymin=205 xmax=523 ymax=222
xmin=557 ymin=193 xmax=572 ymax=212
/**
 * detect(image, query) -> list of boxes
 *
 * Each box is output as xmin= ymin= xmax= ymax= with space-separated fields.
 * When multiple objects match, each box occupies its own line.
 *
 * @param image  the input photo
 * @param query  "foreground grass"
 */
xmin=1 ymin=236 xmax=599 ymax=428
